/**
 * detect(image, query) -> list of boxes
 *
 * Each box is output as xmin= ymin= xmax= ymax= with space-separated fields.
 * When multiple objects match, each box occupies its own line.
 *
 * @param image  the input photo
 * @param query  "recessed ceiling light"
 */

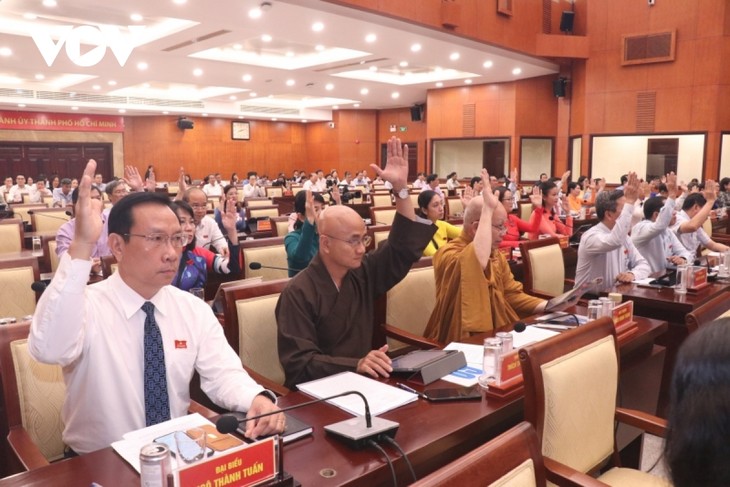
xmin=118 ymin=109 xmax=126 ymax=113
xmin=130 ymin=13 xmax=143 ymax=22
xmin=18 ymin=103 xmax=26 ymax=108
xmin=391 ymin=92 xmax=400 ymax=99
xmin=368 ymin=66 xmax=378 ymax=72
xmin=249 ymin=92 xmax=257 ymax=97
xmin=108 ymin=80 xmax=117 ymax=86
xmin=483 ymin=60 xmax=493 ymax=68
xmin=137 ymin=62 xmax=148 ymax=70
xmin=202 ymin=113 xmax=208 ymax=117
xmin=142 ymin=83 xmax=150 ymax=88
xmin=35 ymin=74 xmax=44 ymax=80
xmin=512 ymin=67 xmax=522 ymax=75
xmin=434 ymin=66 xmax=443 ymax=73
xmin=71 ymin=106 xmax=79 ymax=110
xmin=360 ymin=88 xmax=369 ymax=95
xmin=271 ymin=118 xmax=278 ymax=121
xmin=332 ymin=105 xmax=339 ymax=110
xmin=248 ymin=7 xmax=263 ymax=19
xmin=325 ymin=83 xmax=334 ymax=91
xmin=92 ymin=84 xmax=101 ymax=90
xmin=410 ymin=43 xmax=421 ymax=52
xmin=354 ymin=103 xmax=360 ymax=108
xmin=465 ymin=79 xmax=473 ymax=84
xmin=233 ymin=44 xmax=243 ymax=50
xmin=311 ymin=22 xmax=324 ymax=32
xmin=193 ymin=68 xmax=203 ymax=76
xmin=238 ymin=115 xmax=244 ymax=119
xmin=450 ymin=52 xmax=460 ymax=61
xmin=268 ymin=95 xmax=273 ymax=98
xmin=261 ymin=34 xmax=272 ymax=42
xmin=172 ymin=0 xmax=187 ymax=4
xmin=315 ymin=45 xmax=325 ymax=52
xmin=23 ymin=12 xmax=38 ymax=19
xmin=301 ymin=120 xmax=308 ymax=123
xmin=399 ymin=61 xmax=408 ymax=67
xmin=242 ymin=74 xmax=252 ymax=82
xmin=69 ymin=92 xmax=76 ymax=97
xmin=162 ymin=111 xmax=169 ymax=115
xmin=229 ymin=95 xmax=237 ymax=100
xmin=0 ymin=47 xmax=12 ymax=57
xmin=286 ymin=51 xmax=294 ymax=57
xmin=286 ymin=79 xmax=295 ymax=86
xmin=42 ymin=0 xmax=57 ymax=7
xmin=365 ymin=33 xmax=376 ymax=43
xmin=435 ymin=82 xmax=443 ymax=87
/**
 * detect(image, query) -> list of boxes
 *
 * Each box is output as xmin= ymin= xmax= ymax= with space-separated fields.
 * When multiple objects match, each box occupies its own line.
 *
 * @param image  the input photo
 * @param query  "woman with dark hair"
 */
xmin=495 ymin=186 xmax=543 ymax=249
xmin=50 ymin=174 xmax=61 ymax=190
xmin=214 ymin=184 xmax=247 ymax=234
xmin=144 ymin=165 xmax=154 ymax=181
xmin=285 ymin=190 xmax=326 ymax=277
xmin=170 ymin=200 xmax=240 ymax=292
xmin=716 ymin=177 xmax=730 ymax=208
xmin=416 ymin=190 xmax=461 ymax=256
xmin=665 ymin=318 xmax=730 ymax=487
xmin=528 ymin=180 xmax=573 ymax=240
xmin=446 ymin=172 xmax=460 ymax=191
xmin=230 ymin=172 xmax=240 ymax=186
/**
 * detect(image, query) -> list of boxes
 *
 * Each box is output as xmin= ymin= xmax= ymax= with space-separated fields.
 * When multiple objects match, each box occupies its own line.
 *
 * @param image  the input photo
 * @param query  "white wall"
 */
xmin=521 ymin=138 xmax=552 ymax=182
xmin=433 ymin=139 xmax=510 ymax=178
xmin=719 ymin=134 xmax=730 ymax=179
xmin=571 ymin=137 xmax=582 ymax=178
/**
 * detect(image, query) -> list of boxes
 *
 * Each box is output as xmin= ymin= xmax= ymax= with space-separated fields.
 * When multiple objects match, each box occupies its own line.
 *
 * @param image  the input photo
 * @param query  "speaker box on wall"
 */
xmin=410 ymin=105 xmax=424 ymax=122
xmin=177 ymin=118 xmax=194 ymax=130
xmin=560 ymin=11 xmax=575 ymax=33
xmin=553 ymin=78 xmax=567 ymax=98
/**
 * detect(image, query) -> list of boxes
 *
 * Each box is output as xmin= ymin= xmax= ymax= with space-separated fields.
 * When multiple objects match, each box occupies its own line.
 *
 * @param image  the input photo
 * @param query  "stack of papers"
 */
xmin=296 ymin=371 xmax=418 ymax=416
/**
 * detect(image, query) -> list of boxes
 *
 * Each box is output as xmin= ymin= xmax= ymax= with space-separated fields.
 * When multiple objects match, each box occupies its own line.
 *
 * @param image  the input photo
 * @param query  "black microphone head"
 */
xmin=65 ymin=210 xmax=73 ymax=216
xmin=31 ymin=281 xmax=47 ymax=292
xmin=249 ymin=262 xmax=262 ymax=270
xmin=216 ymin=414 xmax=239 ymax=434
xmin=513 ymin=321 xmax=526 ymax=333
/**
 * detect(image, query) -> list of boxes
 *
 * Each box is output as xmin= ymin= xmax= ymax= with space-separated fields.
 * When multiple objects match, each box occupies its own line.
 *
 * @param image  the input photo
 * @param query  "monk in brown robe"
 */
xmin=424 ymin=169 xmax=546 ymax=343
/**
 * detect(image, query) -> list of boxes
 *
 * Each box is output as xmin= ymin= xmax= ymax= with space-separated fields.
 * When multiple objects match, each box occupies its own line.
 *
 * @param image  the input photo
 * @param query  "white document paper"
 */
xmin=296 ymin=371 xmax=417 ymax=417
xmin=111 ymin=413 xmax=213 ymax=473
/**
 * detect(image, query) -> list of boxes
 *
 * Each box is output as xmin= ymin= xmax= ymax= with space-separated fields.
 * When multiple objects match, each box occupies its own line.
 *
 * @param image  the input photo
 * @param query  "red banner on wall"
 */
xmin=0 ymin=111 xmax=124 ymax=132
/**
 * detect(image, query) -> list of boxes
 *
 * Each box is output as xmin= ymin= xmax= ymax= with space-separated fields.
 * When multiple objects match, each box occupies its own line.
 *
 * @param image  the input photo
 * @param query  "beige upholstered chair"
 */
xmin=271 ymin=216 xmax=291 ymax=237
xmin=46 ymin=239 xmax=59 ymax=273
xmin=223 ymin=280 xmax=289 ymax=389
xmin=519 ymin=201 xmax=533 ymax=222
xmin=685 ymin=292 xmax=730 ymax=333
xmin=372 ymin=193 xmax=393 ymax=207
xmin=365 ymin=224 xmax=392 ymax=251
xmin=413 ymin=422 xmax=602 ymax=487
xmin=409 ymin=193 xmax=420 ymax=208
xmin=0 ymin=258 xmax=40 ymax=318
xmin=265 ymin=186 xmax=283 ymax=198
xmin=244 ymin=197 xmax=273 ymax=208
xmin=382 ymin=263 xmax=437 ymax=351
xmin=30 ymin=208 xmax=71 ymax=233
xmin=11 ymin=204 xmax=47 ymax=225
xmin=0 ymin=219 xmax=23 ymax=254
xmin=291 ymin=185 xmax=304 ymax=196
xmin=445 ymin=196 xmax=463 ymax=219
xmin=519 ymin=238 xmax=566 ymax=298
xmin=370 ymin=206 xmax=397 ymax=226
xmin=241 ymin=237 xmax=289 ymax=281
xmin=248 ymin=205 xmax=280 ymax=219
xmin=519 ymin=317 xmax=670 ymax=487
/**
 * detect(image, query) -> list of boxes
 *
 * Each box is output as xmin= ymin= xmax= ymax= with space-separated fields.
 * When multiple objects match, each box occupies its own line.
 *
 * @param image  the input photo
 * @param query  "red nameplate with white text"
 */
xmin=177 ymin=436 xmax=277 ymax=487
xmin=688 ymin=267 xmax=709 ymax=291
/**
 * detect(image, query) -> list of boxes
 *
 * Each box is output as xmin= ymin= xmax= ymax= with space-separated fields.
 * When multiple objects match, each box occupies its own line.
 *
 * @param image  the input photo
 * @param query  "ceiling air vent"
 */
xmin=622 ymin=30 xmax=675 ymax=66
xmin=239 ymin=104 xmax=299 ymax=115
xmin=463 ymin=104 xmax=475 ymax=137
xmin=0 ymin=88 xmax=34 ymax=98
xmin=636 ymin=91 xmax=656 ymax=133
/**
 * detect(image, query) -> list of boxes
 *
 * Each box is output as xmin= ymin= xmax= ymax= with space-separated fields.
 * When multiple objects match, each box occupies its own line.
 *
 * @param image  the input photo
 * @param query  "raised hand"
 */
xmin=331 ymin=185 xmax=342 ymax=206
xmin=145 ymin=170 xmax=156 ymax=192
xmin=370 ymin=136 xmax=408 ymax=190
xmin=480 ymin=168 xmax=499 ymax=212
xmin=703 ymin=179 xmax=718 ymax=203
xmin=529 ymin=185 xmax=542 ymax=207
xmin=221 ymin=199 xmax=238 ymax=237
xmin=69 ymin=159 xmax=104 ymax=260
xmin=123 ymin=165 xmax=144 ymax=192
xmin=665 ymin=172 xmax=678 ymax=198
xmin=460 ymin=185 xmax=474 ymax=207
xmin=622 ymin=172 xmax=640 ymax=204
xmin=304 ymin=190 xmax=317 ymax=225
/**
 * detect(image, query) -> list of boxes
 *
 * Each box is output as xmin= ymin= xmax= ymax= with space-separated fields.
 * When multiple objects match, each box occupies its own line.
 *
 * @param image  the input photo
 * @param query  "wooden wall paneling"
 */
xmin=688 ymin=38 xmax=724 ymax=87
xmin=0 ymin=144 xmax=23 ymax=178
xmin=688 ymin=85 xmax=721 ymax=132
xmin=602 ymin=91 xmax=640 ymax=133
xmin=584 ymin=93 xmax=608 ymax=134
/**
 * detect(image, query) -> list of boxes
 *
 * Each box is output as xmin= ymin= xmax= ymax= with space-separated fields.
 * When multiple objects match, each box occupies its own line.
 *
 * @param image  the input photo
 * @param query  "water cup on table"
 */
xmin=675 ymin=264 xmax=690 ymax=294
xmin=174 ymin=428 xmax=207 ymax=464
xmin=32 ymin=236 xmax=42 ymax=254
xmin=719 ymin=251 xmax=730 ymax=278
xmin=189 ymin=287 xmax=205 ymax=300
xmin=587 ymin=299 xmax=603 ymax=321
xmin=478 ymin=337 xmax=502 ymax=389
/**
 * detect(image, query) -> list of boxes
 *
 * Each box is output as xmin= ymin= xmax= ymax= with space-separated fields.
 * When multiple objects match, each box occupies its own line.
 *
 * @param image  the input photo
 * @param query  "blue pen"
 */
xmin=396 ymin=382 xmax=428 ymax=399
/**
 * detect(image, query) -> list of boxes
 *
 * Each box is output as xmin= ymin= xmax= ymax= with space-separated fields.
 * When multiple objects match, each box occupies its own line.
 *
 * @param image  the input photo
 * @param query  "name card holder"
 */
xmin=688 ymin=266 xmax=709 ymax=292
xmin=484 ymin=350 xmax=524 ymax=401
xmin=611 ymin=300 xmax=638 ymax=344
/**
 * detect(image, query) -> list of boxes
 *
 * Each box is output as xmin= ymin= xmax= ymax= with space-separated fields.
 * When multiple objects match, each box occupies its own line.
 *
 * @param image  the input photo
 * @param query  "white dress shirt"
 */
xmin=8 ymin=184 xmax=30 ymax=203
xmin=631 ymin=198 xmax=694 ymax=273
xmin=202 ymin=183 xmax=223 ymax=198
xmin=196 ymin=215 xmax=228 ymax=254
xmin=29 ymin=254 xmax=266 ymax=454
xmin=28 ymin=187 xmax=52 ymax=204
xmin=575 ymin=203 xmax=651 ymax=289
xmin=671 ymin=210 xmax=711 ymax=254
xmin=243 ymin=184 xmax=266 ymax=198
xmin=302 ymin=180 xmax=316 ymax=191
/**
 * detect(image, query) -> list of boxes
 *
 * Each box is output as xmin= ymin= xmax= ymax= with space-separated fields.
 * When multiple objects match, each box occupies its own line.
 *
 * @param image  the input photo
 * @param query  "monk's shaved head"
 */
xmin=318 ymin=205 xmax=362 ymax=237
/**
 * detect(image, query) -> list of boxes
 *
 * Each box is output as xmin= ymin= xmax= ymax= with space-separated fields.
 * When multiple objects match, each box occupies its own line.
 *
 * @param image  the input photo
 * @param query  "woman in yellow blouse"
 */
xmin=416 ymin=190 xmax=461 ymax=256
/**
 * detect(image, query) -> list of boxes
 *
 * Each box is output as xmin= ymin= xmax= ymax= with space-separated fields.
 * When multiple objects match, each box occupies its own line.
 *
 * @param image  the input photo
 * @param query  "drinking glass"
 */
xmin=675 ymin=264 xmax=690 ymax=294
xmin=478 ymin=338 xmax=502 ymax=388
xmin=587 ymin=299 xmax=602 ymax=320
xmin=189 ymin=287 xmax=205 ymax=300
xmin=174 ymin=428 xmax=206 ymax=464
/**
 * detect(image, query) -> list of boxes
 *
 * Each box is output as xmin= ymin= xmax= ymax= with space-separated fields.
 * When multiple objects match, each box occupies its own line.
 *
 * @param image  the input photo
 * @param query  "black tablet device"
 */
xmin=390 ymin=350 xmax=456 ymax=373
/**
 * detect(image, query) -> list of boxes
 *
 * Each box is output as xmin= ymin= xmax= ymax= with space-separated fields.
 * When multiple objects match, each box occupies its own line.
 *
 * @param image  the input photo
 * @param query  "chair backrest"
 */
xmin=445 ymin=196 xmax=463 ymax=219
xmin=0 ymin=323 xmax=66 ymax=468
xmin=519 ymin=238 xmax=565 ymax=297
xmin=0 ymin=258 xmax=40 ymax=318
xmin=46 ymin=239 xmax=59 ymax=273
xmin=412 ymin=422 xmax=546 ymax=487
xmin=409 ymin=193 xmax=420 ymax=208
xmin=241 ymin=237 xmax=289 ymax=281
xmin=11 ymin=204 xmax=48 ymax=225
xmin=244 ymin=197 xmax=273 ymax=208
xmin=265 ymin=186 xmax=283 ymax=198
xmin=685 ymin=292 xmax=730 ymax=333
xmin=372 ymin=193 xmax=393 ymax=207
xmin=519 ymin=317 xmax=619 ymax=475
xmin=248 ymin=205 xmax=280 ymax=219
xmin=383 ymin=262 xmax=436 ymax=351
xmin=223 ymin=279 xmax=289 ymax=385
xmin=370 ymin=206 xmax=397 ymax=226
xmin=30 ymin=208 xmax=71 ymax=233
xmin=270 ymin=216 xmax=291 ymax=237
xmin=0 ymin=219 xmax=23 ymax=253
xmin=519 ymin=202 xmax=533 ymax=222
xmin=365 ymin=224 xmax=391 ymax=251
xmin=100 ymin=255 xmax=118 ymax=279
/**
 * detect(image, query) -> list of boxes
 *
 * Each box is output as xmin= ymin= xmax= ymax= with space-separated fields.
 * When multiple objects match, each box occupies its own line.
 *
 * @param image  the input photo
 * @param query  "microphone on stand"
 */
xmin=216 ymin=390 xmax=399 ymax=450
xmin=248 ymin=262 xmax=301 ymax=274
xmin=26 ymin=210 xmax=73 ymax=221
xmin=31 ymin=281 xmax=47 ymax=295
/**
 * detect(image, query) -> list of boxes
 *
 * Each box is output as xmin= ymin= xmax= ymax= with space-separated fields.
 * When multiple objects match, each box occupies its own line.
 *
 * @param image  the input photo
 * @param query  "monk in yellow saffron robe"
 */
xmin=424 ymin=171 xmax=546 ymax=343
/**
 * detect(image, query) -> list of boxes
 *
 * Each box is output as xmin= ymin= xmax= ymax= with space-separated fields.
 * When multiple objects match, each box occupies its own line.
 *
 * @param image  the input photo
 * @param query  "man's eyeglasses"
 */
xmin=124 ymin=233 xmax=190 ymax=248
xmin=323 ymin=233 xmax=372 ymax=248
xmin=190 ymin=204 xmax=208 ymax=210
xmin=491 ymin=224 xmax=508 ymax=235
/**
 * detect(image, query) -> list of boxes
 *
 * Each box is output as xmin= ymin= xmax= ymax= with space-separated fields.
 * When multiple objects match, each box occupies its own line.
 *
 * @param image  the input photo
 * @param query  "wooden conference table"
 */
xmin=0 ymin=316 xmax=666 ymax=487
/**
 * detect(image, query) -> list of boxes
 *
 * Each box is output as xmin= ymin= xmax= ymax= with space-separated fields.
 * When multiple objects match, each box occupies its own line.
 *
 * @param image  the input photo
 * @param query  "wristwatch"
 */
xmin=395 ymin=187 xmax=409 ymax=200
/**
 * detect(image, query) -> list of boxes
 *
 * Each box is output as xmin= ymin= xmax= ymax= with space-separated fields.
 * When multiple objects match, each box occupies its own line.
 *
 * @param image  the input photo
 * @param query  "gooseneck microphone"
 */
xmin=216 ymin=390 xmax=398 ymax=449
xmin=512 ymin=321 xmax=526 ymax=333
xmin=26 ymin=210 xmax=73 ymax=221
xmin=31 ymin=281 xmax=47 ymax=294
xmin=248 ymin=262 xmax=301 ymax=273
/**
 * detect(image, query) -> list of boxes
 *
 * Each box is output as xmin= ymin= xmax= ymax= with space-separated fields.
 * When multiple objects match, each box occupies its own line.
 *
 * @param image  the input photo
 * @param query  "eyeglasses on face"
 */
xmin=124 ymin=232 xmax=190 ymax=248
xmin=190 ymin=204 xmax=208 ymax=210
xmin=323 ymin=233 xmax=372 ymax=248
xmin=491 ymin=224 xmax=508 ymax=235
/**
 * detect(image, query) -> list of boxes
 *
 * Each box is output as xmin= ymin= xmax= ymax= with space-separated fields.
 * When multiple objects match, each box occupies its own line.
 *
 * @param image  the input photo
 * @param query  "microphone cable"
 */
xmin=367 ymin=439 xmax=397 ymax=487
xmin=380 ymin=436 xmax=417 ymax=483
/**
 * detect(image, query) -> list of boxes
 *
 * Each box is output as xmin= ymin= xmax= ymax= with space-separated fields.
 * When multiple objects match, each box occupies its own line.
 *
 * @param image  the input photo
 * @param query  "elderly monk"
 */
xmin=276 ymin=137 xmax=436 ymax=389
xmin=424 ymin=169 xmax=547 ymax=343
